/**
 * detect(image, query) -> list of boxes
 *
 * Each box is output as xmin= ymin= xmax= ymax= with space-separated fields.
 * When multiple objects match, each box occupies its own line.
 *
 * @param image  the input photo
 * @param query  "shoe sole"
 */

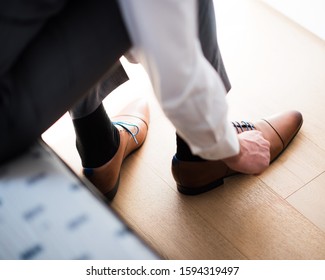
xmin=177 ymin=178 xmax=225 ymax=195
xmin=104 ymin=175 xmax=120 ymax=201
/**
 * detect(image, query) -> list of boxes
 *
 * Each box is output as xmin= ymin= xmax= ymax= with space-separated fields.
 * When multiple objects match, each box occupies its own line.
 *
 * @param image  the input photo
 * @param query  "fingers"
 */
xmin=222 ymin=130 xmax=271 ymax=174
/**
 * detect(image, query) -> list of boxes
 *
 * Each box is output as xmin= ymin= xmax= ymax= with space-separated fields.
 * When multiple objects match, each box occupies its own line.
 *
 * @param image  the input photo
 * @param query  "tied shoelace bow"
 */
xmin=232 ymin=121 xmax=255 ymax=133
xmin=113 ymin=121 xmax=140 ymax=144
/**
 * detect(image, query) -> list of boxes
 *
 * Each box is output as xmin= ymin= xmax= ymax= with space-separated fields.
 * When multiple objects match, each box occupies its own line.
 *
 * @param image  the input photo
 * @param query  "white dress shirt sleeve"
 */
xmin=117 ymin=0 xmax=240 ymax=160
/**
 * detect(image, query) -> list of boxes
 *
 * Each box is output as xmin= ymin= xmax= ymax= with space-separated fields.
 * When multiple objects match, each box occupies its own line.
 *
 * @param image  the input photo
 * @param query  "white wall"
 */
xmin=262 ymin=0 xmax=325 ymax=40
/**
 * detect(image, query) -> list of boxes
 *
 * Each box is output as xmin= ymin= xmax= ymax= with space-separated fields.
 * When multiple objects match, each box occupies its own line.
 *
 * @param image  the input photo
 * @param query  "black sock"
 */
xmin=72 ymin=103 xmax=119 ymax=168
xmin=176 ymin=134 xmax=205 ymax=162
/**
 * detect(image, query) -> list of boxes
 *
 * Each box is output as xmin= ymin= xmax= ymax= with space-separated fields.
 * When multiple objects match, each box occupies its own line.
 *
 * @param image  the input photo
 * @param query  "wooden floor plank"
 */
xmin=287 ymin=172 xmax=325 ymax=233
xmin=257 ymin=134 xmax=325 ymax=198
xmin=112 ymin=156 xmax=246 ymax=260
xmin=182 ymin=176 xmax=325 ymax=259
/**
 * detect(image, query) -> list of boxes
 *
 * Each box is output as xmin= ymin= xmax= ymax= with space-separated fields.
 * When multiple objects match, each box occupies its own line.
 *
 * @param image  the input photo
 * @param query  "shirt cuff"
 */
xmin=191 ymin=120 xmax=240 ymax=161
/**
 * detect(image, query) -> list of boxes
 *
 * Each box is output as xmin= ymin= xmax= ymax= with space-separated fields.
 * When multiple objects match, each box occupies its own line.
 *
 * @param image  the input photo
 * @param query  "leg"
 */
xmin=70 ymin=61 xmax=129 ymax=168
xmin=176 ymin=0 xmax=230 ymax=161
xmin=69 ymin=61 xmax=129 ymax=120
xmin=0 ymin=0 xmax=131 ymax=163
xmin=69 ymin=54 xmax=149 ymax=201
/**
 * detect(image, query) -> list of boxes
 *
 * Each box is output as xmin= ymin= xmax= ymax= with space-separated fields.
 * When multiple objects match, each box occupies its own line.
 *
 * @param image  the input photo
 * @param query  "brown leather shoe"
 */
xmin=172 ymin=110 xmax=303 ymax=195
xmin=84 ymin=99 xmax=149 ymax=200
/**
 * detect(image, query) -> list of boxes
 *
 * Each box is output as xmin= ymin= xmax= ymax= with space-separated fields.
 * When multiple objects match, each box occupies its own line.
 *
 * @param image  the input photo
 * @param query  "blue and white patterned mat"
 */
xmin=0 ymin=142 xmax=158 ymax=260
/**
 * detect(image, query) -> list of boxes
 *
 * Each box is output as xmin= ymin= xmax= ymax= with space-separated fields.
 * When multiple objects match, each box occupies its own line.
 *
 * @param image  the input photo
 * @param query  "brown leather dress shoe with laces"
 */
xmin=172 ymin=110 xmax=303 ymax=195
xmin=83 ymin=99 xmax=149 ymax=200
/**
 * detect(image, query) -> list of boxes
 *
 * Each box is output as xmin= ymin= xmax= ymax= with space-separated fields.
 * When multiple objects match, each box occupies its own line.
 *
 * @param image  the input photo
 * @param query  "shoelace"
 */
xmin=113 ymin=121 xmax=140 ymax=144
xmin=232 ymin=121 xmax=255 ymax=133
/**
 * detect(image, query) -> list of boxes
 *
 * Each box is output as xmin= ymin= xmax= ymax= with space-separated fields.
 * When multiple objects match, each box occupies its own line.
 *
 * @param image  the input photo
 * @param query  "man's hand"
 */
xmin=222 ymin=130 xmax=270 ymax=174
